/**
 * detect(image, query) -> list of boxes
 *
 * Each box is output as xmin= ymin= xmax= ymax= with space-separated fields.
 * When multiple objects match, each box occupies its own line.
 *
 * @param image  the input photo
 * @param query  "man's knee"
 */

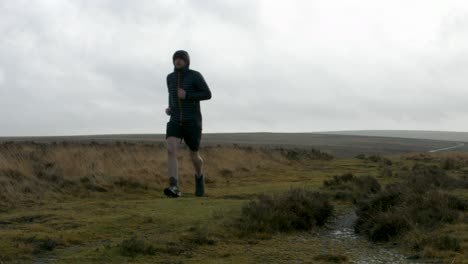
xmin=168 ymin=147 xmax=176 ymax=156
xmin=166 ymin=138 xmax=178 ymax=156
xmin=190 ymin=151 xmax=202 ymax=162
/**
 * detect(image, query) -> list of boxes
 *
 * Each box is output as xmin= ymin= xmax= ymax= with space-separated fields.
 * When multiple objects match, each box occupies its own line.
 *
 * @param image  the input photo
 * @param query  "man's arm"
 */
xmin=186 ymin=71 xmax=212 ymax=101
xmin=167 ymin=75 xmax=171 ymax=108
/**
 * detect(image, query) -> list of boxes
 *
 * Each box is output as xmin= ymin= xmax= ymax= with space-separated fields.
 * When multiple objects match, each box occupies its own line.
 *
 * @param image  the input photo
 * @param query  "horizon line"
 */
xmin=1 ymin=129 xmax=468 ymax=138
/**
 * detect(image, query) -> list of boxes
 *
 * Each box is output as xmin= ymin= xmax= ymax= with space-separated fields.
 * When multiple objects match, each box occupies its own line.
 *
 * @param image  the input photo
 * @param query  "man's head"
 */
xmin=173 ymin=50 xmax=190 ymax=70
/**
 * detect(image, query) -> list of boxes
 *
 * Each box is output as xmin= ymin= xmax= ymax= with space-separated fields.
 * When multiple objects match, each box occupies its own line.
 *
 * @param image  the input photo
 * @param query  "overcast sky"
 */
xmin=1 ymin=0 xmax=467 ymax=136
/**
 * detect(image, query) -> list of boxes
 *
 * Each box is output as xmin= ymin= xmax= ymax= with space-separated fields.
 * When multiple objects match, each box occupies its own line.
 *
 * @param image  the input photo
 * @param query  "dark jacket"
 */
xmin=167 ymin=64 xmax=212 ymax=128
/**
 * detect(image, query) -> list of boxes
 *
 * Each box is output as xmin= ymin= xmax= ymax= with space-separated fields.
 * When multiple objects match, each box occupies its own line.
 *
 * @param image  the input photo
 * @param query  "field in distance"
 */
xmin=1 ymin=131 xmax=467 ymax=157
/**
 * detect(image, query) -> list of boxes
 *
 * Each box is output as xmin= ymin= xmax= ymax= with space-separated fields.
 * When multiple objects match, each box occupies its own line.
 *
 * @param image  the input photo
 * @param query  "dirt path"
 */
xmin=428 ymin=142 xmax=465 ymax=153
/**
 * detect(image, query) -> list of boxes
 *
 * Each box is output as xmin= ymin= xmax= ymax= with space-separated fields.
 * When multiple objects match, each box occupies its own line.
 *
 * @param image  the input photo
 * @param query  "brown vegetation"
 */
xmin=0 ymin=141 xmax=333 ymax=209
xmin=352 ymin=163 xmax=468 ymax=257
xmin=235 ymin=187 xmax=334 ymax=234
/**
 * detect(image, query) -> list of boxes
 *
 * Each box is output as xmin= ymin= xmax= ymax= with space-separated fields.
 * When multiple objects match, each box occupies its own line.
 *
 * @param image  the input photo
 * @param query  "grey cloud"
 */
xmin=187 ymin=0 xmax=260 ymax=27
xmin=1 ymin=1 xmax=468 ymax=136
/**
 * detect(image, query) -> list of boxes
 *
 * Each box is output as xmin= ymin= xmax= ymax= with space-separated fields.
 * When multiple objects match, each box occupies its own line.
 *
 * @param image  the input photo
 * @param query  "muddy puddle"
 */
xmin=308 ymin=211 xmax=435 ymax=264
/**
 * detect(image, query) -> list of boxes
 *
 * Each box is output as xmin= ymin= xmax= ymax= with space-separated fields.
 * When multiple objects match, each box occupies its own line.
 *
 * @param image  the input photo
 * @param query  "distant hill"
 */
xmin=321 ymin=130 xmax=468 ymax=143
xmin=1 ymin=132 xmax=466 ymax=157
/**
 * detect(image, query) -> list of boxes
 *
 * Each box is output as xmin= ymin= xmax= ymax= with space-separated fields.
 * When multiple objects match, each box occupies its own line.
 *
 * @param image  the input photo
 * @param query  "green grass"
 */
xmin=0 ymin=154 xmax=466 ymax=263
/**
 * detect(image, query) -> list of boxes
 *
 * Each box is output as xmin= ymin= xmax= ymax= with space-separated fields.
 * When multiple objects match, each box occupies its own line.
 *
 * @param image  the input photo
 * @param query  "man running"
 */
xmin=164 ymin=50 xmax=212 ymax=197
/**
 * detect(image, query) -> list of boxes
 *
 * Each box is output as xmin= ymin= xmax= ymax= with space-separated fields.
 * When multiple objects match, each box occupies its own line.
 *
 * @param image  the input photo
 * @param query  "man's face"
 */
xmin=174 ymin=57 xmax=186 ymax=69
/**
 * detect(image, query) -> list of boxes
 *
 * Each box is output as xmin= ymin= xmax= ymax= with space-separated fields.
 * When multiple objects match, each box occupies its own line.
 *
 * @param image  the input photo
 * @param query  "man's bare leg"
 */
xmin=191 ymin=150 xmax=205 ymax=197
xmin=190 ymin=150 xmax=204 ymax=177
xmin=166 ymin=136 xmax=180 ymax=184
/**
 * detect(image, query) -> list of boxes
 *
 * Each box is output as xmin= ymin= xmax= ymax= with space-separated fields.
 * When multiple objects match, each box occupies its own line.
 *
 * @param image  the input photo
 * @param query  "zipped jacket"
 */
xmin=167 ymin=65 xmax=212 ymax=127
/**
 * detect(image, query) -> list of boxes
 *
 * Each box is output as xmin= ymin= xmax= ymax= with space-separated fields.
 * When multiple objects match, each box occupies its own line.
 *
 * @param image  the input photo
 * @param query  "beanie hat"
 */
xmin=172 ymin=50 xmax=190 ymax=67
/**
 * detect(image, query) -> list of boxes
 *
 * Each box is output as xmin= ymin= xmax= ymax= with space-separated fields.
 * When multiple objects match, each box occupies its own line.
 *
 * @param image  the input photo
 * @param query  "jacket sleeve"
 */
xmin=167 ymin=75 xmax=171 ymax=108
xmin=186 ymin=72 xmax=212 ymax=101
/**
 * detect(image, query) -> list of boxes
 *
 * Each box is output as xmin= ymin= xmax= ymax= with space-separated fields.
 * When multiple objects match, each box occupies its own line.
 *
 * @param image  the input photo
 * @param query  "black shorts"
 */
xmin=166 ymin=121 xmax=202 ymax=152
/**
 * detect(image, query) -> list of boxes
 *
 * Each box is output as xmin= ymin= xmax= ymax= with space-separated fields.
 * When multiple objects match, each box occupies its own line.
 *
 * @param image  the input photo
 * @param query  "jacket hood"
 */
xmin=173 ymin=50 xmax=190 ymax=71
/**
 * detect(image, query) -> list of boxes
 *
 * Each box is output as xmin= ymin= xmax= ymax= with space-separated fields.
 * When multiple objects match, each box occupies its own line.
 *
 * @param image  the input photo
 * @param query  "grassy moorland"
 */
xmin=1 ymin=132 xmax=464 ymax=157
xmin=0 ymin=141 xmax=467 ymax=263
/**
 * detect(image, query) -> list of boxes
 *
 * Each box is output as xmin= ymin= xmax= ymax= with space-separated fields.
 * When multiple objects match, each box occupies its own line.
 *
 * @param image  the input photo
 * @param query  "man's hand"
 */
xmin=178 ymin=88 xmax=186 ymax=99
xmin=165 ymin=107 xmax=171 ymax=116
